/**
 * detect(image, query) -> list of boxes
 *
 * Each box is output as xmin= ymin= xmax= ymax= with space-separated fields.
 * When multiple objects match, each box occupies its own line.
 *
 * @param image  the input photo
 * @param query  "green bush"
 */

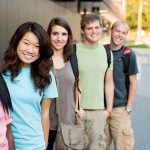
xmin=128 ymin=44 xmax=149 ymax=48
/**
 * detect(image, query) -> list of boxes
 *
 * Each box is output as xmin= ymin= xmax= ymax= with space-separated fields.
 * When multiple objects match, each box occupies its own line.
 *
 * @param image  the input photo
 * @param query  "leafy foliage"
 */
xmin=128 ymin=44 xmax=149 ymax=48
xmin=126 ymin=0 xmax=150 ymax=31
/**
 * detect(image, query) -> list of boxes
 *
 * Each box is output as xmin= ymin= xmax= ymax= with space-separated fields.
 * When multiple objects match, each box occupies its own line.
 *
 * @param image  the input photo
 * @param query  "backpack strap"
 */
xmin=121 ymin=46 xmax=132 ymax=93
xmin=104 ymin=44 xmax=111 ymax=68
xmin=69 ymin=44 xmax=79 ymax=81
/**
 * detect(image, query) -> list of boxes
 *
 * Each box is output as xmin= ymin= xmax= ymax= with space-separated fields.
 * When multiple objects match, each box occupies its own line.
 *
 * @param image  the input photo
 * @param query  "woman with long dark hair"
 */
xmin=47 ymin=17 xmax=76 ymax=149
xmin=2 ymin=22 xmax=58 ymax=150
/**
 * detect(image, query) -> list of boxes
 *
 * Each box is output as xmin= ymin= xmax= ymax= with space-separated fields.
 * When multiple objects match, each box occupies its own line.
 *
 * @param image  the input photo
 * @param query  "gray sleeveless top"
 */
xmin=50 ymin=61 xmax=76 ymax=130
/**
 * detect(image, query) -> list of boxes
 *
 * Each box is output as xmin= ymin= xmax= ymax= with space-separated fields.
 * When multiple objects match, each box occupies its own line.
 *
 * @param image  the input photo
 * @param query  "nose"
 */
xmin=26 ymin=45 xmax=34 ymax=53
xmin=118 ymin=32 xmax=122 ymax=36
xmin=92 ymin=28 xmax=96 ymax=33
xmin=57 ymin=34 xmax=63 ymax=41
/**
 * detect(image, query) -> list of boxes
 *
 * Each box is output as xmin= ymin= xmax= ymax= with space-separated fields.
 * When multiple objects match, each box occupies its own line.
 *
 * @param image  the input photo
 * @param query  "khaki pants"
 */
xmin=105 ymin=107 xmax=134 ymax=150
xmin=76 ymin=110 xmax=107 ymax=150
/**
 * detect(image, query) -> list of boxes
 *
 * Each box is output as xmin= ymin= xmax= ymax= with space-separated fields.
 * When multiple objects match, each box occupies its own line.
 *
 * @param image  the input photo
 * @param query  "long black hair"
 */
xmin=0 ymin=74 xmax=13 ymax=113
xmin=3 ymin=22 xmax=53 ymax=93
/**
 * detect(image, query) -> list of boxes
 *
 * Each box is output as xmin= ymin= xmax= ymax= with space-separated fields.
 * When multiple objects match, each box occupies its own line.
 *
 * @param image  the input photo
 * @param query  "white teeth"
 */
xmin=24 ymin=55 xmax=32 ymax=60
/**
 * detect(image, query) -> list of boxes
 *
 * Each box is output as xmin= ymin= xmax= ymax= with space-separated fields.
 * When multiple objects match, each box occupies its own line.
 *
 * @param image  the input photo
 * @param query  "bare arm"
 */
xmin=6 ymin=123 xmax=15 ymax=150
xmin=126 ymin=74 xmax=137 ymax=109
xmin=41 ymin=98 xmax=51 ymax=149
xmin=105 ymin=70 xmax=114 ymax=112
xmin=75 ymin=80 xmax=85 ymax=116
xmin=75 ymin=80 xmax=82 ymax=109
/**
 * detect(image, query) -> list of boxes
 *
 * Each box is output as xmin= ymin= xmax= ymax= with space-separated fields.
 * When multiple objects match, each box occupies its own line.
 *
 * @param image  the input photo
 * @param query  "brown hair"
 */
xmin=3 ymin=22 xmax=53 ymax=93
xmin=47 ymin=17 xmax=73 ymax=62
xmin=81 ymin=13 xmax=102 ymax=30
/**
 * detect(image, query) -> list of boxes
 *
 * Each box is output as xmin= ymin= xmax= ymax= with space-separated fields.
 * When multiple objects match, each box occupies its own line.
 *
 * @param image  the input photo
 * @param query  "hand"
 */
xmin=104 ymin=110 xmax=111 ymax=118
xmin=75 ymin=108 xmax=85 ymax=117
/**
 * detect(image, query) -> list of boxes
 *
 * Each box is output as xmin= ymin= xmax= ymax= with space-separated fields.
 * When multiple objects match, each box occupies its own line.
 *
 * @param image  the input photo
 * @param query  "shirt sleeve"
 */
xmin=129 ymin=50 xmax=139 ymax=75
xmin=5 ymin=111 xmax=13 ymax=125
xmin=43 ymin=70 xmax=58 ymax=99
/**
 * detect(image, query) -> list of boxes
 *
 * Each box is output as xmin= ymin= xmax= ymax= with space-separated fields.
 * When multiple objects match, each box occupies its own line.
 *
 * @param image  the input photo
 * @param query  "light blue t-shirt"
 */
xmin=2 ymin=66 xmax=58 ymax=150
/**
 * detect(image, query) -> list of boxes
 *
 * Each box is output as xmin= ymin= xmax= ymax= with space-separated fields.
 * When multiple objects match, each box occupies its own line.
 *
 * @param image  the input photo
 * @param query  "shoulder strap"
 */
xmin=121 ymin=46 xmax=132 ymax=93
xmin=69 ymin=44 xmax=79 ymax=80
xmin=104 ymin=44 xmax=111 ymax=68
xmin=122 ymin=46 xmax=132 ymax=75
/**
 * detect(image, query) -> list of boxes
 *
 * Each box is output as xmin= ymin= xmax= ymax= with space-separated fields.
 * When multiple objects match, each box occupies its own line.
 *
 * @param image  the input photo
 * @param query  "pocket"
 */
xmin=99 ymin=133 xmax=106 ymax=150
xmin=60 ymin=122 xmax=89 ymax=149
xmin=123 ymin=128 xmax=134 ymax=150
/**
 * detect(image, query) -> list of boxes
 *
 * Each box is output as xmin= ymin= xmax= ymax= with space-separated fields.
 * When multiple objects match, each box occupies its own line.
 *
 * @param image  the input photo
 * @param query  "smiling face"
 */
xmin=110 ymin=22 xmax=129 ymax=50
xmin=16 ymin=31 xmax=40 ymax=68
xmin=50 ymin=25 xmax=68 ymax=52
xmin=82 ymin=20 xmax=102 ymax=46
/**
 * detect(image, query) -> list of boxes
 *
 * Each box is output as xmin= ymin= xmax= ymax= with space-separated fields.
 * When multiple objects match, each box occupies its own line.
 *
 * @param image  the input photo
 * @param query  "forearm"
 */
xmin=6 ymin=124 xmax=15 ymax=150
xmin=41 ymin=98 xmax=51 ymax=148
xmin=127 ymin=74 xmax=137 ymax=109
xmin=127 ymin=82 xmax=137 ymax=109
xmin=42 ymin=113 xmax=50 ymax=148
xmin=105 ymin=70 xmax=114 ymax=112
xmin=75 ymin=80 xmax=82 ymax=109
xmin=105 ymin=82 xmax=114 ymax=111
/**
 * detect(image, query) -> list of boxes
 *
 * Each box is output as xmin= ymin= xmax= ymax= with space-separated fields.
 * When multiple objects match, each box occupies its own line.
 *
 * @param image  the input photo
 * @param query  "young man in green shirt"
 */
xmin=75 ymin=13 xmax=114 ymax=150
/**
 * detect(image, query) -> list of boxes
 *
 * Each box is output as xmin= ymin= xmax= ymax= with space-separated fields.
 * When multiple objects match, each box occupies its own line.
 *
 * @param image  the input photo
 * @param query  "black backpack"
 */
xmin=104 ymin=44 xmax=132 ymax=92
xmin=70 ymin=44 xmax=131 ymax=105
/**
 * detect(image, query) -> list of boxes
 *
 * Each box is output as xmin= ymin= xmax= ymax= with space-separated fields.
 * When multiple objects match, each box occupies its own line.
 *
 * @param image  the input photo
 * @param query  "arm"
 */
xmin=75 ymin=80 xmax=82 ymax=109
xmin=104 ymin=70 xmax=114 ymax=113
xmin=126 ymin=74 xmax=137 ymax=110
xmin=41 ymin=98 xmax=51 ymax=149
xmin=75 ymin=80 xmax=84 ymax=117
xmin=6 ymin=123 xmax=15 ymax=150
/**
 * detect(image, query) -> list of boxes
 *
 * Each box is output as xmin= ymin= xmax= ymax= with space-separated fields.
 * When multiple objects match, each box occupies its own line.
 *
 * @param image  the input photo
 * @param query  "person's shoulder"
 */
xmin=125 ymin=47 xmax=136 ymax=57
xmin=76 ymin=42 xmax=82 ymax=47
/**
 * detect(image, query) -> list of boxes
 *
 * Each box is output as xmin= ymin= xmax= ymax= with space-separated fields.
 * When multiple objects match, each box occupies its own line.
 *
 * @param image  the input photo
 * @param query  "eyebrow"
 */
xmin=22 ymin=39 xmax=39 ymax=45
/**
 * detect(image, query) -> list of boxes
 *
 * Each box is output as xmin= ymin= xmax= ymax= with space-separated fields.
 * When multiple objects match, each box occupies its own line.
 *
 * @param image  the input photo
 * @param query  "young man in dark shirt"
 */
xmin=105 ymin=20 xmax=139 ymax=150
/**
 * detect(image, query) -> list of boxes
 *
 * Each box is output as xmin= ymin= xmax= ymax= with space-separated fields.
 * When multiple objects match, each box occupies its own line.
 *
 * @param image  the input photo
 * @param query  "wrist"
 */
xmin=105 ymin=109 xmax=111 ymax=117
xmin=125 ymin=107 xmax=132 ymax=114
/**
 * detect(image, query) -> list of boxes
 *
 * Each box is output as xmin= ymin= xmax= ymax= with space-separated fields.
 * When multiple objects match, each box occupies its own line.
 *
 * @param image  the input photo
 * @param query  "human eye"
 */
xmin=95 ymin=26 xmax=100 ymax=30
xmin=35 ymin=45 xmax=40 ymax=49
xmin=122 ymin=32 xmax=127 ymax=35
xmin=87 ymin=27 xmax=92 ymax=30
xmin=51 ymin=32 xmax=58 ymax=36
xmin=23 ymin=41 xmax=29 ymax=45
xmin=115 ymin=29 xmax=120 ymax=33
xmin=62 ymin=32 xmax=68 ymax=36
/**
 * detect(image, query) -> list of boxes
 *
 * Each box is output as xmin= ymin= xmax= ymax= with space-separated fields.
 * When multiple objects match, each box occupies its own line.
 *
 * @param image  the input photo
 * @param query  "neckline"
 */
xmin=55 ymin=61 xmax=69 ymax=71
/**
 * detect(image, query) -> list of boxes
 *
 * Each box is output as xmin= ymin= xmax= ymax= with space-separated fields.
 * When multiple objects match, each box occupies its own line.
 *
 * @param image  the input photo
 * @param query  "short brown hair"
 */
xmin=81 ymin=13 xmax=102 ymax=30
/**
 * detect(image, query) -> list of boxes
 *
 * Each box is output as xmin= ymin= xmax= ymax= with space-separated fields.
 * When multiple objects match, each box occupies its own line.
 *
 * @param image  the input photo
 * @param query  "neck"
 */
xmin=53 ymin=49 xmax=63 ymax=58
xmin=52 ymin=49 xmax=65 ymax=69
xmin=109 ymin=43 xmax=122 ymax=51
xmin=83 ymin=40 xmax=99 ymax=48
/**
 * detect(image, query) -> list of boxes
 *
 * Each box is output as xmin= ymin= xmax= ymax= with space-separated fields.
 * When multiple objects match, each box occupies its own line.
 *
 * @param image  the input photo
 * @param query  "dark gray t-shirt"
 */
xmin=50 ymin=61 xmax=76 ymax=130
xmin=112 ymin=46 xmax=139 ymax=107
